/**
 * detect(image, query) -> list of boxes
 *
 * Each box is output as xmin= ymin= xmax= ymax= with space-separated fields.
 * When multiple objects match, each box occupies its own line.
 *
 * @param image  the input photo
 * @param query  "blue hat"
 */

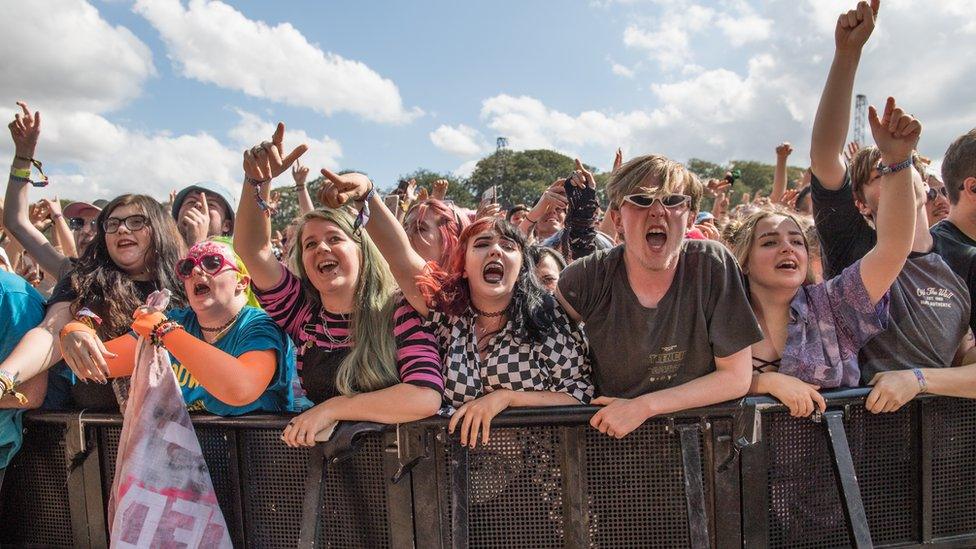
xmin=171 ymin=182 xmax=237 ymax=229
xmin=695 ymin=211 xmax=715 ymax=224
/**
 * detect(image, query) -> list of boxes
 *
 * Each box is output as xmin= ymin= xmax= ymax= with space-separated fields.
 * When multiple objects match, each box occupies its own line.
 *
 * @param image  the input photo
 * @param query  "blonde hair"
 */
xmin=728 ymin=206 xmax=816 ymax=286
xmin=606 ymin=154 xmax=703 ymax=212
xmin=291 ymin=208 xmax=400 ymax=395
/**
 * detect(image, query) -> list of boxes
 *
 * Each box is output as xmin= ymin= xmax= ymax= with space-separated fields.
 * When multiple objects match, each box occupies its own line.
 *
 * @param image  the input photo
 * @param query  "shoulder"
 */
xmin=0 ymin=271 xmax=44 ymax=303
xmin=682 ymin=239 xmax=738 ymax=270
xmin=563 ymin=245 xmax=622 ymax=276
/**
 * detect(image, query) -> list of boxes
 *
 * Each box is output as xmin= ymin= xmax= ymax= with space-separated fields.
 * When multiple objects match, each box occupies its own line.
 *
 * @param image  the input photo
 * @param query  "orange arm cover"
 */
xmin=160 ymin=329 xmax=276 ymax=406
xmin=102 ymin=329 xmax=276 ymax=407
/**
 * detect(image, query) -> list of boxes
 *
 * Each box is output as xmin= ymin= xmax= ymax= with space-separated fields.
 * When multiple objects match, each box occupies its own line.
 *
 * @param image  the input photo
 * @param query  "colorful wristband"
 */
xmin=10 ymin=167 xmax=31 ymax=179
xmin=911 ymin=368 xmax=928 ymax=394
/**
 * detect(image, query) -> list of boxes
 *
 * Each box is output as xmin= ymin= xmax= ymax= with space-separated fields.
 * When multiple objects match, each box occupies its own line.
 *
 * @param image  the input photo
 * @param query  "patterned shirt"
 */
xmin=424 ymin=306 xmax=594 ymax=410
xmin=254 ymin=265 xmax=444 ymax=403
xmin=778 ymin=260 xmax=889 ymax=388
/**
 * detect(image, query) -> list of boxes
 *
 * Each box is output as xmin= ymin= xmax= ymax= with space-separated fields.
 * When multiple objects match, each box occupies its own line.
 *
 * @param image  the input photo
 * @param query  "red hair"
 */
xmin=404 ymin=199 xmax=469 ymax=267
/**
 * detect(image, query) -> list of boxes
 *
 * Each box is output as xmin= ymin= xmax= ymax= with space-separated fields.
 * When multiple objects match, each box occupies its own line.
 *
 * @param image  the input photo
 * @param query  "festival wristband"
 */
xmin=353 ymin=185 xmax=376 ymax=231
xmin=911 ymin=368 xmax=928 ymax=394
xmin=10 ymin=167 xmax=31 ymax=179
xmin=877 ymin=157 xmax=913 ymax=176
xmin=0 ymin=370 xmax=28 ymax=406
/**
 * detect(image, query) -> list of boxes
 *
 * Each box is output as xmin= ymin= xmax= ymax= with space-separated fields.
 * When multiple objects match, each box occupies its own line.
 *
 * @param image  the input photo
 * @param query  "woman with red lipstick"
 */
xmin=318 ymin=168 xmax=593 ymax=450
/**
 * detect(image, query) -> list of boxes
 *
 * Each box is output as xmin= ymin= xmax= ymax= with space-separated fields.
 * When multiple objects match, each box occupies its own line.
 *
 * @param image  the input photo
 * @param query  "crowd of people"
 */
xmin=3 ymin=0 xmax=976 ymax=462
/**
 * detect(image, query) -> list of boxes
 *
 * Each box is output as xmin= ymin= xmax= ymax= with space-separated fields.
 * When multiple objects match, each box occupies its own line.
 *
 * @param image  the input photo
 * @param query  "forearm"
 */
xmin=162 ymin=329 xmax=275 ymax=406
xmin=0 ymin=324 xmax=63 ymax=383
xmin=811 ymin=52 xmax=860 ymax=187
xmin=0 ymin=374 xmax=46 ymax=409
xmin=296 ymin=185 xmax=314 ymax=215
xmin=4 ymin=171 xmax=66 ymax=275
xmin=318 ymin=383 xmax=441 ymax=424
xmin=506 ymin=389 xmax=581 ymax=407
xmin=639 ymin=367 xmax=751 ymax=417
xmin=772 ymin=156 xmax=788 ymax=202
xmin=233 ymin=178 xmax=280 ymax=287
xmin=362 ymin=193 xmax=428 ymax=312
xmin=872 ymin=165 xmax=916 ymax=259
xmin=52 ymin=215 xmax=77 ymax=259
xmin=920 ymin=366 xmax=976 ymax=399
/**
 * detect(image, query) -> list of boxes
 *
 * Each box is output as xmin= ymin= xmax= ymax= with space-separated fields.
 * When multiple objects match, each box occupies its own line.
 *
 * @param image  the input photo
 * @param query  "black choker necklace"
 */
xmin=471 ymin=304 xmax=508 ymax=318
xmin=200 ymin=311 xmax=240 ymax=333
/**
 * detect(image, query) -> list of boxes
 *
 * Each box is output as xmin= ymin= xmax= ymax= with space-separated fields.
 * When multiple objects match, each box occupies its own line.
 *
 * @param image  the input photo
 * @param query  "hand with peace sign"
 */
xmin=291 ymin=159 xmax=310 ymax=188
xmin=242 ymin=122 xmax=308 ymax=183
xmin=836 ymin=0 xmax=880 ymax=54
xmin=8 ymin=101 xmax=40 ymax=158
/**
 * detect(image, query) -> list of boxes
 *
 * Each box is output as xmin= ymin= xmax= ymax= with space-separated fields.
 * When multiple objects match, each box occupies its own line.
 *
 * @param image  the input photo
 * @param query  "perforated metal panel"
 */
xmin=316 ymin=433 xmax=390 ymax=548
xmin=931 ymin=398 xmax=976 ymax=537
xmin=444 ymin=426 xmax=566 ymax=548
xmin=764 ymin=406 xmax=919 ymax=548
xmin=240 ymin=428 xmax=309 ymax=547
xmin=584 ymin=420 xmax=698 ymax=548
xmin=0 ymin=421 xmax=75 ymax=548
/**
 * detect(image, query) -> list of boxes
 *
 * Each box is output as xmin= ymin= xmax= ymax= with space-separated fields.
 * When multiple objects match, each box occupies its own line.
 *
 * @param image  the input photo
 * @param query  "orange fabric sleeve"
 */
xmin=104 ymin=334 xmax=138 ymax=378
xmin=160 ymin=329 xmax=276 ymax=406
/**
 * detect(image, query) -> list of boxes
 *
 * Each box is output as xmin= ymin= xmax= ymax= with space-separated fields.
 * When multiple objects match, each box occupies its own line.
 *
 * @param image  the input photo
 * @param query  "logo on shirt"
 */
xmin=172 ymin=362 xmax=202 ymax=390
xmin=916 ymin=287 xmax=956 ymax=309
xmin=646 ymin=345 xmax=686 ymax=384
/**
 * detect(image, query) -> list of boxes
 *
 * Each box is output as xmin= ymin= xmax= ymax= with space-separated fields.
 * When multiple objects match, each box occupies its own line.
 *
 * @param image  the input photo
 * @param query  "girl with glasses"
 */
xmin=234 ymin=125 xmax=444 ymax=447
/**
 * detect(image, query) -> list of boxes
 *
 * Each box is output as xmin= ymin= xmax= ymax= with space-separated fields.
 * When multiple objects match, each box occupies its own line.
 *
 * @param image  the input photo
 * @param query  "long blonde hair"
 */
xmin=291 ymin=208 xmax=400 ymax=395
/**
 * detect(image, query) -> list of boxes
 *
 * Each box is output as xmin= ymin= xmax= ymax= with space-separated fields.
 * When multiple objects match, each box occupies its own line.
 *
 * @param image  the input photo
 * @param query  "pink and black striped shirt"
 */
xmin=254 ymin=265 xmax=444 ymax=402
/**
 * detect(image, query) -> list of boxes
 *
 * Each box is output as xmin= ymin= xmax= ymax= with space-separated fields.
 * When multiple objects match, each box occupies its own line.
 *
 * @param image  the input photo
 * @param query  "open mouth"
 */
xmin=482 ymin=260 xmax=505 ymax=284
xmin=116 ymin=239 xmax=138 ymax=249
xmin=316 ymin=260 xmax=339 ymax=274
xmin=775 ymin=259 xmax=798 ymax=272
xmin=193 ymin=282 xmax=212 ymax=296
xmin=645 ymin=227 xmax=667 ymax=251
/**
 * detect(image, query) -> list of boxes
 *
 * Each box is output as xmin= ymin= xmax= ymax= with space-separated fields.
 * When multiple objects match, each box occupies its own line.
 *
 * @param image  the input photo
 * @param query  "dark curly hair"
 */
xmin=416 ymin=217 xmax=557 ymax=343
xmin=67 ymin=194 xmax=187 ymax=338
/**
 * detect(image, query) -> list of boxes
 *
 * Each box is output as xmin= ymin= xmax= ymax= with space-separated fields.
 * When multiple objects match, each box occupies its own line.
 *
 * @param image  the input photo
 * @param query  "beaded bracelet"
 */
xmin=150 ymin=320 xmax=182 ymax=347
xmin=245 ymin=176 xmax=276 ymax=216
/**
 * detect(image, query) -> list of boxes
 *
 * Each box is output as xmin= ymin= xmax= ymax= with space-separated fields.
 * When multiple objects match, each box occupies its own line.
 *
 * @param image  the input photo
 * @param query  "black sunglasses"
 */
xmin=926 ymin=187 xmax=948 ymax=203
xmin=68 ymin=217 xmax=98 ymax=231
xmin=103 ymin=214 xmax=149 ymax=234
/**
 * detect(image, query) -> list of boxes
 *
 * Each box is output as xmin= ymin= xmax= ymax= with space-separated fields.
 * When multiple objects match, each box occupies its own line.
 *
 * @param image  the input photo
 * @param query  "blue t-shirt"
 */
xmin=166 ymin=305 xmax=299 ymax=415
xmin=0 ymin=271 xmax=46 ymax=468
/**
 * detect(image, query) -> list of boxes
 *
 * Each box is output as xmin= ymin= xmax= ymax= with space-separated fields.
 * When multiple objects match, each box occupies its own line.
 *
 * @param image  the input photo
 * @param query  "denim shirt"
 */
xmin=779 ymin=261 xmax=889 ymax=388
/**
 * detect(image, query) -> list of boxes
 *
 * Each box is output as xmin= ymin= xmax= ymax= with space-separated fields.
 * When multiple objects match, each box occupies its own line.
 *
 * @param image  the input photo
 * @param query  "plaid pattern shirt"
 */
xmin=425 ymin=306 xmax=594 ymax=410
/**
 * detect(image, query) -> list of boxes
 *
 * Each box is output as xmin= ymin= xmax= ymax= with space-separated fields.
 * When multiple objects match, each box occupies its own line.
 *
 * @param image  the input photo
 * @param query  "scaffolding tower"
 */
xmin=854 ymin=94 xmax=867 ymax=146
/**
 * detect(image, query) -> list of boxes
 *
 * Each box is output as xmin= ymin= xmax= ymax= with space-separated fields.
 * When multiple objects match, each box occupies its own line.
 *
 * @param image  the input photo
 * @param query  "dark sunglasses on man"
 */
xmin=175 ymin=253 xmax=241 ymax=279
xmin=68 ymin=217 xmax=98 ymax=231
xmin=926 ymin=187 xmax=948 ymax=203
xmin=102 ymin=214 xmax=149 ymax=234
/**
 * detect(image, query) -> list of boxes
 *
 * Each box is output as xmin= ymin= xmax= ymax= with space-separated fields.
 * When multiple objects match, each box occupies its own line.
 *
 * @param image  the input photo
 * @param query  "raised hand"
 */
xmin=405 ymin=179 xmax=418 ymax=202
xmin=835 ymin=0 xmax=880 ymax=54
xmin=432 ymin=179 xmax=449 ymax=200
xmin=704 ymin=178 xmax=731 ymax=198
xmin=417 ymin=186 xmax=430 ymax=202
xmin=777 ymin=189 xmax=801 ymax=210
xmin=39 ymin=197 xmax=62 ymax=219
xmin=291 ymin=159 xmax=310 ymax=187
xmin=845 ymin=141 xmax=860 ymax=163
xmin=268 ymin=190 xmax=282 ymax=212
xmin=612 ymin=148 xmax=623 ymax=173
xmin=318 ymin=169 xmax=373 ymax=209
xmin=242 ymin=122 xmax=308 ymax=182
xmin=569 ymin=158 xmax=596 ymax=189
xmin=8 ymin=101 xmax=41 ymax=157
xmin=868 ymin=96 xmax=921 ymax=162
xmin=776 ymin=142 xmax=794 ymax=158
xmin=28 ymin=201 xmax=52 ymax=231
xmin=179 ymin=191 xmax=210 ymax=246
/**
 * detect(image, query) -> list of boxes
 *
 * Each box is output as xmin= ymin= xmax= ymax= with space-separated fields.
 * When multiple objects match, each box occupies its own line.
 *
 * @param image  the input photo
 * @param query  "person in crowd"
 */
xmin=318 ymin=163 xmax=593 ymax=449
xmin=527 ymin=245 xmax=566 ymax=293
xmin=234 ymin=124 xmax=443 ymax=447
xmin=794 ymin=186 xmax=813 ymax=215
xmin=556 ymin=154 xmax=761 ymax=439
xmin=924 ymin=171 xmax=950 ymax=227
xmin=809 ymin=0 xmax=973 ymax=412
xmin=506 ymin=204 xmax=529 ymax=226
xmin=64 ymin=199 xmax=107 ymax=256
xmin=402 ymin=198 xmax=469 ymax=267
xmin=732 ymin=96 xmax=920 ymax=417
xmin=171 ymin=182 xmax=236 ymax=247
xmin=519 ymin=181 xmax=567 ymax=243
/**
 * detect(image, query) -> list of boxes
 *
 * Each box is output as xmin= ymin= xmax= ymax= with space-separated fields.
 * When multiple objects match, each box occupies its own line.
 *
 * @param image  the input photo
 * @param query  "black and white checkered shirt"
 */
xmin=425 ymin=306 xmax=594 ymax=411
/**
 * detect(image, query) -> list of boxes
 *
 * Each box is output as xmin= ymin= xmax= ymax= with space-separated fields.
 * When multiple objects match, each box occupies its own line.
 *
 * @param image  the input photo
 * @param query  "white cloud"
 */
xmin=611 ymin=63 xmax=636 ymax=78
xmin=0 ymin=0 xmax=155 ymax=112
xmin=133 ymin=0 xmax=421 ymax=124
xmin=453 ymin=159 xmax=480 ymax=178
xmin=227 ymin=109 xmax=342 ymax=173
xmin=429 ymin=124 xmax=489 ymax=157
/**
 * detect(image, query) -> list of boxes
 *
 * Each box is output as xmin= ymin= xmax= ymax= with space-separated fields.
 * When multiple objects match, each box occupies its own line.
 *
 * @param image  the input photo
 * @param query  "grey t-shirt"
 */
xmin=858 ymin=251 xmax=971 ymax=383
xmin=558 ymin=241 xmax=763 ymax=398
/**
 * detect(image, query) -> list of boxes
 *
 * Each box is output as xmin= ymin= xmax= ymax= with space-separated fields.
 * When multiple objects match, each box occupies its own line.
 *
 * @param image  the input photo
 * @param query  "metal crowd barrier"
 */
xmin=2 ymin=389 xmax=975 ymax=548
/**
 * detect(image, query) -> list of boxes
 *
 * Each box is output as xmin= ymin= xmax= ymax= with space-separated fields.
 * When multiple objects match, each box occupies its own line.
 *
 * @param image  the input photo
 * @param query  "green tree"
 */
xmin=395 ymin=168 xmax=478 ymax=209
xmin=467 ymin=149 xmax=607 ymax=208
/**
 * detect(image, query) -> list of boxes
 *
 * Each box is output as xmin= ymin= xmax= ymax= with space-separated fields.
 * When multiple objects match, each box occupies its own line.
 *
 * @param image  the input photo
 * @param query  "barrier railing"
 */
xmin=2 ymin=390 xmax=975 ymax=548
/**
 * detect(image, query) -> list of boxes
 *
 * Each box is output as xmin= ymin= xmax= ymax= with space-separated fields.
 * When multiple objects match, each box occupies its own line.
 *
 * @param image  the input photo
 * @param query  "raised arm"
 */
xmin=858 ymin=97 xmax=920 ymax=304
xmin=318 ymin=169 xmax=430 ymax=316
xmin=771 ymin=143 xmax=793 ymax=202
xmin=3 ymin=102 xmax=71 ymax=277
xmin=291 ymin=159 xmax=315 ymax=215
xmin=233 ymin=123 xmax=308 ymax=290
xmin=810 ymin=0 xmax=880 ymax=190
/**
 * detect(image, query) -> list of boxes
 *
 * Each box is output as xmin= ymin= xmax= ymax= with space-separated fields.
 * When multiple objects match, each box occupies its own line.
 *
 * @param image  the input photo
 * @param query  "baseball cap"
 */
xmin=63 ymin=199 xmax=108 ymax=218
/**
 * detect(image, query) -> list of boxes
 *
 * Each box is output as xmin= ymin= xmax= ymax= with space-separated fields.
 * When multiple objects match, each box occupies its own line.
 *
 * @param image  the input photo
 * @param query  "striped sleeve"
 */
xmin=252 ymin=264 xmax=312 ymax=342
xmin=392 ymin=299 xmax=445 ymax=393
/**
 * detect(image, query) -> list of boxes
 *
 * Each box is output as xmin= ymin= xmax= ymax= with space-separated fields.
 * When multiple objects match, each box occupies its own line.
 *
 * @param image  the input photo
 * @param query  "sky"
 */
xmin=1 ymin=0 xmax=975 ymax=206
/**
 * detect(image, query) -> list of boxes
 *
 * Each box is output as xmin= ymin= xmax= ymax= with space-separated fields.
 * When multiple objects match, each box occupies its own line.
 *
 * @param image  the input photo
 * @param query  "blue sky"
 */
xmin=2 ymin=0 xmax=975 ymax=204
